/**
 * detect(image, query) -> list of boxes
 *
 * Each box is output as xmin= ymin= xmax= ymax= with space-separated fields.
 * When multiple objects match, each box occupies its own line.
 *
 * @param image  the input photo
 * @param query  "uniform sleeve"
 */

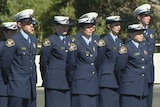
xmin=66 ymin=42 xmax=77 ymax=86
xmin=95 ymin=39 xmax=106 ymax=71
xmin=115 ymin=47 xmax=128 ymax=84
xmin=1 ymin=40 xmax=16 ymax=84
xmin=39 ymin=39 xmax=52 ymax=80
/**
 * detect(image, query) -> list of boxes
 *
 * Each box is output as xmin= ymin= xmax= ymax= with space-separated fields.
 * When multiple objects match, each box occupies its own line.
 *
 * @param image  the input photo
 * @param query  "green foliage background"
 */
xmin=1 ymin=0 xmax=160 ymax=45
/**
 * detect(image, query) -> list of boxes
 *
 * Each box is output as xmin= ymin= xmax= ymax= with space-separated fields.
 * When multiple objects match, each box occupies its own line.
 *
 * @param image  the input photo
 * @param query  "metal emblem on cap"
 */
xmin=5 ymin=38 xmax=15 ymax=47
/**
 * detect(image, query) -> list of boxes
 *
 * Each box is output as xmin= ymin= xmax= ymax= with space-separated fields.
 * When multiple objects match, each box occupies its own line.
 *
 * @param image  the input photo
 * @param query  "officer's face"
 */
xmin=18 ymin=21 xmax=35 ymax=35
xmin=55 ymin=24 xmax=69 ymax=35
xmin=138 ymin=14 xmax=151 ymax=26
xmin=108 ymin=22 xmax=121 ymax=35
xmin=81 ymin=24 xmax=95 ymax=38
xmin=130 ymin=31 xmax=144 ymax=43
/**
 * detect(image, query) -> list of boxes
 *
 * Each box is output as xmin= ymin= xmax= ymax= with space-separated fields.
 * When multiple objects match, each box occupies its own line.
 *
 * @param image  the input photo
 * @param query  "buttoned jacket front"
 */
xmin=1 ymin=32 xmax=38 ymax=98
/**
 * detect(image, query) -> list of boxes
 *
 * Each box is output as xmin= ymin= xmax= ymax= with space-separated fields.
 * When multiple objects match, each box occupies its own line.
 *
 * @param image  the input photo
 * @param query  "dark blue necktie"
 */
xmin=115 ymin=38 xmax=120 ymax=47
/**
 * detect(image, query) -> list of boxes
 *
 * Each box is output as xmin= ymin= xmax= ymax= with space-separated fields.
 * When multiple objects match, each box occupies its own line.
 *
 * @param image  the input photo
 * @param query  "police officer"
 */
xmin=1 ymin=9 xmax=38 ymax=107
xmin=0 ymin=22 xmax=17 ymax=107
xmin=96 ymin=16 xmax=123 ymax=107
xmin=40 ymin=16 xmax=73 ymax=107
xmin=133 ymin=4 xmax=156 ymax=107
xmin=115 ymin=24 xmax=150 ymax=107
xmin=68 ymin=12 xmax=100 ymax=107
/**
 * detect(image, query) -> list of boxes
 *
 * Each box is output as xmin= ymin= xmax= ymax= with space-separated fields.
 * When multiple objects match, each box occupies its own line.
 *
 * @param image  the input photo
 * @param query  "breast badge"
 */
xmin=5 ymin=38 xmax=15 ymax=47
xmin=119 ymin=46 xmax=127 ymax=54
xmin=144 ymin=50 xmax=148 ymax=55
xmin=43 ymin=38 xmax=51 ymax=46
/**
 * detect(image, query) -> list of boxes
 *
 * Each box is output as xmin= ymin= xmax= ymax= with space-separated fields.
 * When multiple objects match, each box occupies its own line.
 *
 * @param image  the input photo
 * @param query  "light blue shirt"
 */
xmin=81 ymin=35 xmax=92 ymax=45
xmin=56 ymin=32 xmax=66 ymax=41
xmin=131 ymin=40 xmax=139 ymax=48
xmin=20 ymin=30 xmax=31 ymax=43
xmin=109 ymin=32 xmax=118 ymax=41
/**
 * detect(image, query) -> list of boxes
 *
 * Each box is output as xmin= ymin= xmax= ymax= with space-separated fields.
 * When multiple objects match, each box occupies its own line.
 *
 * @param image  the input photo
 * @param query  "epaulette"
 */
xmin=43 ymin=38 xmax=51 ymax=46
xmin=119 ymin=45 xmax=127 ymax=54
xmin=69 ymin=43 xmax=77 ymax=51
xmin=5 ymin=38 xmax=15 ymax=47
xmin=97 ymin=39 xmax=106 ymax=47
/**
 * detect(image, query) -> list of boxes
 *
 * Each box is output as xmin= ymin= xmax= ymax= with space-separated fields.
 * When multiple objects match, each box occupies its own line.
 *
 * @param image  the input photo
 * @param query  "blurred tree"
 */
xmin=0 ymin=0 xmax=160 ymax=47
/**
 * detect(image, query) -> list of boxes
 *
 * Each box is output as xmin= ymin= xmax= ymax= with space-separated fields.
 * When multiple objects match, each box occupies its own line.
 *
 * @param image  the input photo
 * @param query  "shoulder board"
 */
xmin=69 ymin=43 xmax=77 ymax=51
xmin=5 ymin=38 xmax=15 ymax=47
xmin=97 ymin=39 xmax=106 ymax=47
xmin=119 ymin=46 xmax=127 ymax=54
xmin=43 ymin=38 xmax=51 ymax=46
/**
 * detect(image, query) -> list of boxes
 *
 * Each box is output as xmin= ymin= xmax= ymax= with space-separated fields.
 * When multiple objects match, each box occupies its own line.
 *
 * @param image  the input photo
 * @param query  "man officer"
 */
xmin=133 ymin=4 xmax=156 ymax=107
xmin=0 ymin=22 xmax=17 ymax=107
xmin=1 ymin=9 xmax=38 ymax=107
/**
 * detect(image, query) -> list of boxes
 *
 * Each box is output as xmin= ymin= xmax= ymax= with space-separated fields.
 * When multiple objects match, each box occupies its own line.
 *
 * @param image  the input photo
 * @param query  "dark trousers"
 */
xmin=8 ymin=96 xmax=36 ymax=107
xmin=0 ymin=96 xmax=8 ymax=107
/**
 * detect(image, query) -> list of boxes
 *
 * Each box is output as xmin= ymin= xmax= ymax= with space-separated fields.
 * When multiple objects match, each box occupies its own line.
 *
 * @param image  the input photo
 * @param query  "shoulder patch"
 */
xmin=97 ymin=39 xmax=106 ymax=47
xmin=69 ymin=43 xmax=77 ymax=51
xmin=119 ymin=46 xmax=127 ymax=54
xmin=43 ymin=38 xmax=51 ymax=46
xmin=5 ymin=39 xmax=15 ymax=47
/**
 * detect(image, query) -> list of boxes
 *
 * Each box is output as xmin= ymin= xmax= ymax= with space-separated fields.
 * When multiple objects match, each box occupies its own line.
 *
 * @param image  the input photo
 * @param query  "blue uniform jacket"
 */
xmin=69 ymin=33 xmax=100 ymax=95
xmin=115 ymin=41 xmax=149 ymax=96
xmin=143 ymin=28 xmax=156 ymax=83
xmin=0 ymin=41 xmax=7 ymax=96
xmin=40 ymin=33 xmax=72 ymax=90
xmin=1 ymin=32 xmax=38 ymax=98
xmin=96 ymin=34 xmax=122 ymax=88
